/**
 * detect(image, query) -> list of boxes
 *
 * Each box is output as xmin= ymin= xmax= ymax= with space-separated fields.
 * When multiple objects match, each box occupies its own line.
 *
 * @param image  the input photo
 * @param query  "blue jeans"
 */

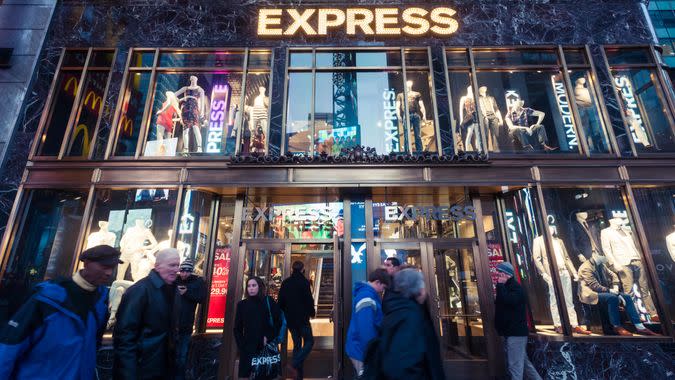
xmin=597 ymin=292 xmax=641 ymax=327
xmin=175 ymin=332 xmax=191 ymax=380
xmin=406 ymin=113 xmax=423 ymax=152
xmin=290 ymin=323 xmax=314 ymax=370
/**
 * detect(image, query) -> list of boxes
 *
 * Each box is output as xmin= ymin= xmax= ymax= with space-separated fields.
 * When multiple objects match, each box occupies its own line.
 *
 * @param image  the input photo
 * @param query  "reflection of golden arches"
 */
xmin=120 ymin=116 xmax=133 ymax=136
xmin=83 ymin=90 xmax=103 ymax=113
xmin=72 ymin=124 xmax=90 ymax=157
xmin=64 ymin=76 xmax=79 ymax=95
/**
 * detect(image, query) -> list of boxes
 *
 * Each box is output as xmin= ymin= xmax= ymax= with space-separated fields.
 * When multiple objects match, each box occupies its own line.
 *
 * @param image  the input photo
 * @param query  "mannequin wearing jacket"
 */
xmin=600 ymin=217 xmax=658 ymax=320
xmin=532 ymin=226 xmax=591 ymax=334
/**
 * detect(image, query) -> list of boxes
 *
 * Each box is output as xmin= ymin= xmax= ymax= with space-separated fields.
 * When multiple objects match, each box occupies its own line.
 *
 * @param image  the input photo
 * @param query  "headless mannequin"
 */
xmin=532 ymin=226 xmax=584 ymax=331
xmin=155 ymin=91 xmax=182 ymax=143
xmin=574 ymin=78 xmax=592 ymax=107
xmin=247 ymin=86 xmax=269 ymax=153
xmin=601 ymin=217 xmax=657 ymax=317
xmin=477 ymin=86 xmax=503 ymax=151
xmin=85 ymin=221 xmax=117 ymax=249
xmin=175 ymin=75 xmax=205 ymax=153
xmin=505 ymin=99 xmax=556 ymax=151
xmin=458 ymin=86 xmax=480 ymax=151
xmin=118 ymin=219 xmax=158 ymax=281
xmin=666 ymin=226 xmax=675 ymax=262
xmin=625 ymin=109 xmax=651 ymax=148
xmin=575 ymin=211 xmax=599 ymax=260
xmin=396 ymin=80 xmax=426 ymax=153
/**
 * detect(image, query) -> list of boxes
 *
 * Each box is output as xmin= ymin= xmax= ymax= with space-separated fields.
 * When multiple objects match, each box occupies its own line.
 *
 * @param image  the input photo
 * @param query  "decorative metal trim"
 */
xmin=231 ymin=145 xmax=488 ymax=165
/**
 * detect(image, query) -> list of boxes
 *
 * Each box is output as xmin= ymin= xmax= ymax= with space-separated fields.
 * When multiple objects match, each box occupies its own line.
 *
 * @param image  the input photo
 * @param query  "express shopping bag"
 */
xmin=250 ymin=343 xmax=281 ymax=380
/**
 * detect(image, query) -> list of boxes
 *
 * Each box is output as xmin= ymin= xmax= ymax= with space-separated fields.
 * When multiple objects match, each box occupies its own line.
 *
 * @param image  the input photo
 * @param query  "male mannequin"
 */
xmin=175 ymin=76 xmax=206 ymax=153
xmin=574 ymin=78 xmax=599 ymax=151
xmin=118 ymin=219 xmax=158 ymax=281
xmin=458 ymin=86 xmax=480 ymax=151
xmin=477 ymin=86 xmax=503 ymax=151
xmin=396 ymin=80 xmax=426 ymax=153
xmin=505 ymin=99 xmax=556 ymax=152
xmin=600 ymin=217 xmax=658 ymax=320
xmin=667 ymin=227 xmax=675 ymax=262
xmin=532 ymin=226 xmax=590 ymax=334
xmin=575 ymin=211 xmax=601 ymax=259
xmin=86 ymin=221 xmax=117 ymax=249
xmin=625 ymin=109 xmax=652 ymax=148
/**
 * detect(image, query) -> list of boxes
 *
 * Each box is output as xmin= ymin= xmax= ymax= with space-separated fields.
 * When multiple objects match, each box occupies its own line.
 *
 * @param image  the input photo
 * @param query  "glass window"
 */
xmin=477 ymin=70 xmax=580 ymax=154
xmin=85 ymin=188 xmax=177 ymax=331
xmin=541 ymin=187 xmax=662 ymax=335
xmin=448 ymin=71 xmax=482 ymax=152
xmin=612 ymin=69 xmax=675 ymax=152
xmin=286 ymin=49 xmax=437 ymax=155
xmin=473 ymin=49 xmax=558 ymax=66
xmin=568 ymin=70 xmax=612 ymax=153
xmin=605 ymin=47 xmax=653 ymax=65
xmin=158 ymin=51 xmax=245 ymax=67
xmin=563 ymin=48 xmax=588 ymax=65
xmin=445 ymin=49 xmax=469 ymax=66
xmin=130 ymin=51 xmax=154 ymax=67
xmin=0 ymin=189 xmax=87 ymax=323
xmin=289 ymin=52 xmax=312 ymax=67
xmin=481 ymin=197 xmax=507 ymax=294
xmin=205 ymin=198 xmax=236 ymax=330
xmin=115 ymin=72 xmax=152 ymax=156
xmin=499 ymin=188 xmax=564 ymax=336
xmin=240 ymin=72 xmax=271 ymax=155
xmin=177 ymin=190 xmax=215 ymax=269
xmin=36 ymin=49 xmax=114 ymax=157
xmin=632 ymin=187 xmax=675 ymax=326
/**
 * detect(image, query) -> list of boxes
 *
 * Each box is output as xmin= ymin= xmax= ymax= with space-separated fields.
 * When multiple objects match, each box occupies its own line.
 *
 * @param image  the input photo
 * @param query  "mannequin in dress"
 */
xmin=155 ymin=91 xmax=181 ymax=143
xmin=175 ymin=76 xmax=206 ymax=153
xmin=532 ymin=226 xmax=590 ymax=334
xmin=85 ymin=220 xmax=117 ymax=249
xmin=458 ymin=86 xmax=480 ymax=151
xmin=477 ymin=86 xmax=503 ymax=151
xmin=601 ymin=217 xmax=658 ymax=320
xmin=396 ymin=80 xmax=426 ymax=153
xmin=248 ymin=86 xmax=269 ymax=153
xmin=117 ymin=219 xmax=158 ymax=281
xmin=667 ymin=226 xmax=675 ymax=262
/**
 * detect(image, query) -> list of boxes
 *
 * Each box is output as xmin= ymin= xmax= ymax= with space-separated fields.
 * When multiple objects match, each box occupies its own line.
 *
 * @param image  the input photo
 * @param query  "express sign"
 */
xmin=257 ymin=7 xmax=459 ymax=37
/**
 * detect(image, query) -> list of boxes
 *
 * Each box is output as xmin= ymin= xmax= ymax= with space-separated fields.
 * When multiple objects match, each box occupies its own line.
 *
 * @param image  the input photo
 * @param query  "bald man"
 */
xmin=113 ymin=248 xmax=181 ymax=380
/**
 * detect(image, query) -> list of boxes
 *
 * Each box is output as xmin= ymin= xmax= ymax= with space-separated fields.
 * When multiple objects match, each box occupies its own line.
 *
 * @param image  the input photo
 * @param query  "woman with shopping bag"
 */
xmin=234 ymin=276 xmax=284 ymax=380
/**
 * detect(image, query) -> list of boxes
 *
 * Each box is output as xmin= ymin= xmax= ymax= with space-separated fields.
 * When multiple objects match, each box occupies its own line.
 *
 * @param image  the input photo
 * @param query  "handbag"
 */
xmin=250 ymin=296 xmax=282 ymax=379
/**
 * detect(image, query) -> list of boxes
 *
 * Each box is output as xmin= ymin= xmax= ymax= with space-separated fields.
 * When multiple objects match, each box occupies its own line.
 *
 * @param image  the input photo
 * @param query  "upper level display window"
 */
xmin=604 ymin=46 xmax=675 ymax=154
xmin=111 ymin=48 xmax=273 ymax=158
xmin=284 ymin=48 xmax=438 ymax=156
xmin=33 ymin=48 xmax=115 ymax=159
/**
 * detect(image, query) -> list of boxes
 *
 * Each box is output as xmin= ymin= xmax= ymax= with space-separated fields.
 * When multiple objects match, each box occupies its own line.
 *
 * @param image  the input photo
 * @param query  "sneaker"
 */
xmin=572 ymin=326 xmax=592 ymax=335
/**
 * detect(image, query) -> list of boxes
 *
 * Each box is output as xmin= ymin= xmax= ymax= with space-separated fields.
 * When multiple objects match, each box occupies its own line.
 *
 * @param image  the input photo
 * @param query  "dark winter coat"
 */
xmin=113 ymin=270 xmax=179 ymax=380
xmin=377 ymin=291 xmax=445 ymax=380
xmin=233 ymin=295 xmax=283 ymax=378
xmin=278 ymin=271 xmax=315 ymax=329
xmin=494 ymin=276 xmax=529 ymax=337
xmin=0 ymin=279 xmax=108 ymax=380
xmin=175 ymin=274 xmax=207 ymax=334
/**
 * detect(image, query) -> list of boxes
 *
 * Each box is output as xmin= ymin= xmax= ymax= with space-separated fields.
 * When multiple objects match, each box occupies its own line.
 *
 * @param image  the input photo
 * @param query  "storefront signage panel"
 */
xmin=383 ymin=204 xmax=476 ymax=222
xmin=257 ymin=7 xmax=459 ymax=37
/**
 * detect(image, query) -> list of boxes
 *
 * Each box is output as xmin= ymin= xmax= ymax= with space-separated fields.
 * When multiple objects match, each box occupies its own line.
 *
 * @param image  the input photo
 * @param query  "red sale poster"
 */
xmin=206 ymin=247 xmax=232 ymax=328
xmin=487 ymin=241 xmax=504 ymax=295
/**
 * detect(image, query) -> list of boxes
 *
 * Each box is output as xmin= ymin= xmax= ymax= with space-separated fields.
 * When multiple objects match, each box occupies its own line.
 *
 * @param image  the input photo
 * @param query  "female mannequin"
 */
xmin=458 ymin=86 xmax=480 ymax=151
xmin=248 ymin=86 xmax=269 ymax=153
xmin=86 ymin=220 xmax=117 ymax=249
xmin=155 ymin=91 xmax=181 ymax=143
xmin=175 ymin=76 xmax=206 ymax=153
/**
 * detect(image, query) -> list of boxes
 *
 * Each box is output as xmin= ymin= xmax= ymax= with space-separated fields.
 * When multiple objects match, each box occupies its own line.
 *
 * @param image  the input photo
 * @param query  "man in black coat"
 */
xmin=113 ymin=248 xmax=181 ymax=380
xmin=278 ymin=261 xmax=315 ymax=379
xmin=175 ymin=259 xmax=207 ymax=380
xmin=494 ymin=262 xmax=542 ymax=380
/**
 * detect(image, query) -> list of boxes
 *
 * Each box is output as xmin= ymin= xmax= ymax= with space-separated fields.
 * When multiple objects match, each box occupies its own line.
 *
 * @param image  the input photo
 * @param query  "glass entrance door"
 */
xmin=238 ymin=240 xmax=340 ymax=379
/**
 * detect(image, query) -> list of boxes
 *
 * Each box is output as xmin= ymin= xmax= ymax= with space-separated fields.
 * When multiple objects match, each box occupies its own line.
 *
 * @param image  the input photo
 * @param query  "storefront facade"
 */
xmin=0 ymin=1 xmax=674 ymax=379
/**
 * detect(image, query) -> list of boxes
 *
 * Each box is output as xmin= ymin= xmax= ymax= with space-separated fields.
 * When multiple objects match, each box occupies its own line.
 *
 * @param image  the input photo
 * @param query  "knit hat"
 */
xmin=179 ymin=259 xmax=195 ymax=273
xmin=496 ymin=262 xmax=515 ymax=277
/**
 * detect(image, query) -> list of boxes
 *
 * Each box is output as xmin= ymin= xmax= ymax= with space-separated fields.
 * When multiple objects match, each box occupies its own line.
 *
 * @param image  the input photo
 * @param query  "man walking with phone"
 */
xmin=175 ymin=259 xmax=207 ymax=380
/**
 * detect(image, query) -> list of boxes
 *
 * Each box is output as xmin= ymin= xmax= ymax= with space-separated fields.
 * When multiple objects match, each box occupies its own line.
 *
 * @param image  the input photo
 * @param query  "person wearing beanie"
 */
xmin=0 ymin=245 xmax=121 ymax=379
xmin=494 ymin=261 xmax=543 ymax=380
xmin=174 ymin=258 xmax=207 ymax=380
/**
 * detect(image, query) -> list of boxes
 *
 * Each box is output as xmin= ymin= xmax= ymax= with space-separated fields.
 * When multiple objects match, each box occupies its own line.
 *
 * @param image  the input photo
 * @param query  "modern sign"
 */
xmin=383 ymin=204 xmax=476 ymax=222
xmin=257 ymin=7 xmax=459 ymax=37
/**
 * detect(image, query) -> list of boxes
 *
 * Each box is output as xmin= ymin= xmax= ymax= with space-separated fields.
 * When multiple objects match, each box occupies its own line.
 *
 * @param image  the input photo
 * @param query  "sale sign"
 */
xmin=487 ymin=241 xmax=504 ymax=295
xmin=206 ymin=247 xmax=232 ymax=328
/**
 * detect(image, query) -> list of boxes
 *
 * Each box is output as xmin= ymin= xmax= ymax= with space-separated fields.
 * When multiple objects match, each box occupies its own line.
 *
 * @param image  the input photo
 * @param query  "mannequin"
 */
xmin=532 ymin=226 xmax=590 ymax=334
xmin=248 ymin=86 xmax=269 ymax=153
xmin=396 ymin=80 xmax=426 ymax=153
xmin=85 ymin=220 xmax=117 ymax=249
xmin=107 ymin=279 xmax=133 ymax=329
xmin=155 ymin=91 xmax=182 ymax=143
xmin=458 ymin=86 xmax=480 ymax=151
xmin=118 ymin=219 xmax=158 ymax=281
xmin=505 ymin=99 xmax=557 ymax=152
xmin=574 ymin=78 xmax=592 ymax=108
xmin=156 ymin=229 xmax=189 ymax=261
xmin=625 ymin=109 xmax=652 ymax=148
xmin=175 ymin=75 xmax=206 ymax=153
xmin=600 ymin=217 xmax=658 ymax=319
xmin=667 ymin=227 xmax=675 ymax=262
xmin=477 ymin=86 xmax=503 ymax=151
xmin=575 ymin=211 xmax=601 ymax=258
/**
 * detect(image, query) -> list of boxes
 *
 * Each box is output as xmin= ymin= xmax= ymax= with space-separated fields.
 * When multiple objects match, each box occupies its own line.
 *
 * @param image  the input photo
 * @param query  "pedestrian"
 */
xmin=382 ymin=257 xmax=402 ymax=306
xmin=234 ymin=276 xmax=284 ymax=380
xmin=175 ymin=259 xmax=208 ymax=379
xmin=113 ymin=248 xmax=181 ymax=380
xmin=0 ymin=245 xmax=121 ymax=379
xmin=278 ymin=261 xmax=315 ymax=379
xmin=494 ymin=262 xmax=542 ymax=380
xmin=346 ymin=268 xmax=390 ymax=378
xmin=368 ymin=268 xmax=444 ymax=380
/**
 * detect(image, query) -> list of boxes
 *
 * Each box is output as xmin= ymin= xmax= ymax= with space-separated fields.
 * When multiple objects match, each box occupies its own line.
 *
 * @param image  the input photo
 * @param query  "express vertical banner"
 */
xmin=206 ymin=247 xmax=232 ymax=328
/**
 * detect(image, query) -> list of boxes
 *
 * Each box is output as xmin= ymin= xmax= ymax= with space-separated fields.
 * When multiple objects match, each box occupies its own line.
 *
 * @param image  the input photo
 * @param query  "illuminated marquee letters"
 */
xmin=257 ymin=7 xmax=459 ymax=37
xmin=207 ymin=84 xmax=231 ymax=154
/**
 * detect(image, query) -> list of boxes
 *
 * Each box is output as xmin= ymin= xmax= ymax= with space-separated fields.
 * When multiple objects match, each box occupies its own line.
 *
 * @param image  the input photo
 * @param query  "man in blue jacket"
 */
xmin=346 ymin=268 xmax=390 ymax=378
xmin=0 ymin=245 xmax=121 ymax=379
